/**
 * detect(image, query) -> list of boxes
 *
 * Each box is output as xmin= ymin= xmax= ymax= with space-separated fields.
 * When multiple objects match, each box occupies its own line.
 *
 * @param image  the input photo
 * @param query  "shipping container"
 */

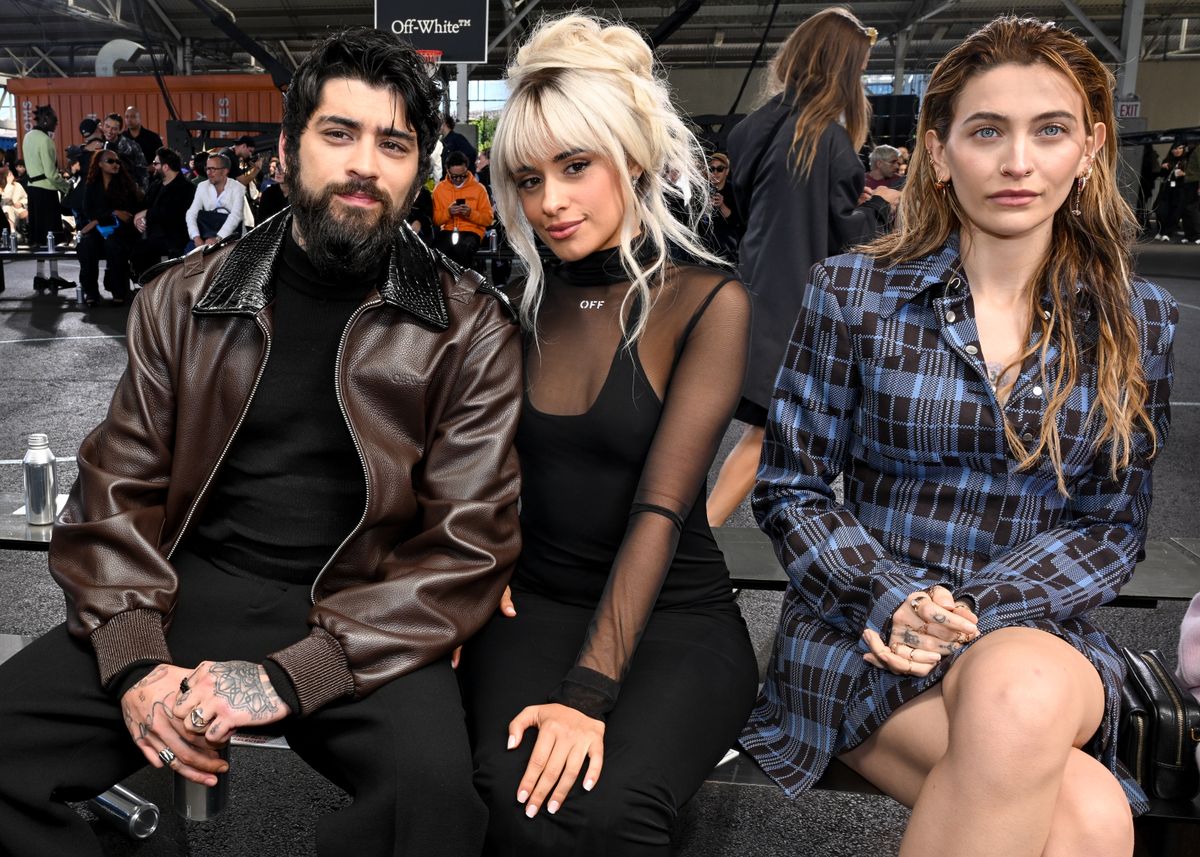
xmin=6 ymin=74 xmax=283 ymax=166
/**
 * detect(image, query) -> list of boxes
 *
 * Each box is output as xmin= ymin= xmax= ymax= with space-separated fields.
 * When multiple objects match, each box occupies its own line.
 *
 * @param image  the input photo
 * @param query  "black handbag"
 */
xmin=1117 ymin=647 xmax=1200 ymax=801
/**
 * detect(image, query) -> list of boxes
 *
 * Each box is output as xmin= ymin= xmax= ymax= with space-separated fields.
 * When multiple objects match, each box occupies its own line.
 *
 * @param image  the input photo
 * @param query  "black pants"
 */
xmin=25 ymin=186 xmax=65 ymax=248
xmin=129 ymin=234 xmax=186 ymax=282
xmin=435 ymin=230 xmax=481 ymax=270
xmin=459 ymin=590 xmax=758 ymax=857
xmin=76 ymin=228 xmax=136 ymax=300
xmin=0 ymin=553 xmax=486 ymax=857
xmin=1183 ymin=181 xmax=1200 ymax=241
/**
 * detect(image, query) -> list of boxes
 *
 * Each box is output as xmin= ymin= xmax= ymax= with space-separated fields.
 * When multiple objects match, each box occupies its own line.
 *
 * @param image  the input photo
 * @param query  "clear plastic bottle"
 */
xmin=22 ymin=433 xmax=57 ymax=525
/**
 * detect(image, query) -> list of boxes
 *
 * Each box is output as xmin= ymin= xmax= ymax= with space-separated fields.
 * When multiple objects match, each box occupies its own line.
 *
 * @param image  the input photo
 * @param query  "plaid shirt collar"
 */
xmin=881 ymin=230 xmax=1093 ymax=328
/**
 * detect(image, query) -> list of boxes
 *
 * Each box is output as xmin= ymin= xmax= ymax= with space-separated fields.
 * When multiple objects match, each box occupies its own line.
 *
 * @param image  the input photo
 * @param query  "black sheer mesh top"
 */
xmin=514 ymin=245 xmax=751 ymax=719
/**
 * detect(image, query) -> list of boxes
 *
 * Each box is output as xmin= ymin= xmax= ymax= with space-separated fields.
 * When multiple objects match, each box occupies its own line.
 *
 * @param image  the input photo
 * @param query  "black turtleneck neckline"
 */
xmin=279 ymin=228 xmax=387 ymax=302
xmin=557 ymin=241 xmax=657 ymax=288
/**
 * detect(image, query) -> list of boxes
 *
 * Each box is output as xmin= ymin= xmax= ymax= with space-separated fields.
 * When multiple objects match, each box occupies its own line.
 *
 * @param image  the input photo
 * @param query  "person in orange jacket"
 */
xmin=433 ymin=151 xmax=493 ymax=267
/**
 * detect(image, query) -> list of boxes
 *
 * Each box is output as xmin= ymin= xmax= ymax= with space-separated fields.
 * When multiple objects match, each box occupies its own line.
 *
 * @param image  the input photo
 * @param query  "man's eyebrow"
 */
xmin=960 ymin=110 xmax=1078 ymax=124
xmin=315 ymin=114 xmax=417 ymax=142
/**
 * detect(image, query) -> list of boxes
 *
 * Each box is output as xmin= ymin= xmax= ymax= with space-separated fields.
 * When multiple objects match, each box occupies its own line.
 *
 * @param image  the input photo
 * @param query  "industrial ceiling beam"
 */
xmin=1060 ymin=0 xmax=1123 ymax=61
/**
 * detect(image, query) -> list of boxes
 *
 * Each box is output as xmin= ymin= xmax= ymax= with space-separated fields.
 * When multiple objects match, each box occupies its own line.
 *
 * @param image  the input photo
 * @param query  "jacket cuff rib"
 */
xmin=266 ymin=629 xmax=355 ymax=716
xmin=90 ymin=608 xmax=172 ymax=689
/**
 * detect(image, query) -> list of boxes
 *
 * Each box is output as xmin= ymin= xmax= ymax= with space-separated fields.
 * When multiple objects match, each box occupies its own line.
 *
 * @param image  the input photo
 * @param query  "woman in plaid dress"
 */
xmin=741 ymin=17 xmax=1177 ymax=857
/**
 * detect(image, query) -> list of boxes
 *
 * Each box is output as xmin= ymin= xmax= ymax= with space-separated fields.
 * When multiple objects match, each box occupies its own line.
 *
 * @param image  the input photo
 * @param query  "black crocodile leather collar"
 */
xmin=193 ymin=210 xmax=450 ymax=329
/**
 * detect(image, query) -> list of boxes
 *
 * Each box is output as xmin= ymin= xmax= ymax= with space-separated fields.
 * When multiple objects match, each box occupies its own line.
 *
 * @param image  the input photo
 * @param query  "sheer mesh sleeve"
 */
xmin=548 ymin=273 xmax=751 ymax=718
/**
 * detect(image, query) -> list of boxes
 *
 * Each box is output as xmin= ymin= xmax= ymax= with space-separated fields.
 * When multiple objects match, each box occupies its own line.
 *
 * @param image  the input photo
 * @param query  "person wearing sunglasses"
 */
xmin=131 ymin=147 xmax=196 ymax=279
xmin=699 ymin=152 xmax=744 ymax=263
xmin=77 ymin=148 xmax=143 ymax=307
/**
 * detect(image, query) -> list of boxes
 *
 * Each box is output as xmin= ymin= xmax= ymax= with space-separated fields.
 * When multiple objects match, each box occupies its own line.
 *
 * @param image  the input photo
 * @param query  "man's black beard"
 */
xmin=288 ymin=158 xmax=412 ymax=278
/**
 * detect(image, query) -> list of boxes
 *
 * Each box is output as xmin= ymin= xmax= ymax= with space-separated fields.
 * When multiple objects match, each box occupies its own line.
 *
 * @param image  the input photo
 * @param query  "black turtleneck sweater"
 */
xmin=185 ymin=231 xmax=383 ymax=586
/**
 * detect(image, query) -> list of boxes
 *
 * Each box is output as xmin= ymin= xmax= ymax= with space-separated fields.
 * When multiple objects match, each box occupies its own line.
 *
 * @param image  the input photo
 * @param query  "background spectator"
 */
xmin=476 ymin=147 xmax=491 ymax=194
xmin=256 ymin=159 xmax=289 ymax=221
xmin=0 ymin=158 xmax=28 ymax=239
xmin=23 ymin=105 xmax=71 ymax=250
xmin=77 ymin=150 xmax=141 ymax=306
xmin=185 ymin=151 xmax=245 ymax=249
xmin=1184 ymin=141 xmax=1200 ymax=244
xmin=864 ymin=144 xmax=904 ymax=190
xmin=222 ymin=135 xmax=263 ymax=189
xmin=440 ymin=113 xmax=477 ymax=175
xmin=131 ymin=147 xmax=196 ymax=278
xmin=122 ymin=106 xmax=163 ymax=167
xmin=432 ymin=150 xmax=491 ymax=268
xmin=101 ymin=112 xmax=148 ymax=188
xmin=701 ymin=151 xmax=744 ymax=263
xmin=408 ymin=184 xmax=434 ymax=245
xmin=13 ymin=160 xmax=28 ymax=188
xmin=1153 ymin=140 xmax=1189 ymax=242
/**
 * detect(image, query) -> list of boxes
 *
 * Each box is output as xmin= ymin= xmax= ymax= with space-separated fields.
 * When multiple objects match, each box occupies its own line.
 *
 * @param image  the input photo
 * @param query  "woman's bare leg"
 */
xmin=840 ymin=627 xmax=1132 ymax=857
xmin=707 ymin=424 xmax=764 ymax=527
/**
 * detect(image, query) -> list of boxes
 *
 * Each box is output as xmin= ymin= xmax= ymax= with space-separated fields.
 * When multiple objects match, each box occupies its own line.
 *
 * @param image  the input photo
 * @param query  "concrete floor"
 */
xmin=0 ymin=248 xmax=1197 ymax=855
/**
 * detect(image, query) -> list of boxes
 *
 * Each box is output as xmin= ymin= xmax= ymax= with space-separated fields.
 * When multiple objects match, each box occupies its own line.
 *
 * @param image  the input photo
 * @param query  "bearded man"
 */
xmin=0 ymin=28 xmax=521 ymax=857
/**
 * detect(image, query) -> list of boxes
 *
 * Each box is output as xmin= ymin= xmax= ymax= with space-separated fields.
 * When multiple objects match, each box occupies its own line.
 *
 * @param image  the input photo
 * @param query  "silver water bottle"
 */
xmin=22 ymin=433 xmax=57 ymax=526
xmin=88 ymin=785 xmax=160 ymax=839
xmin=46 ymin=231 xmax=57 ymax=253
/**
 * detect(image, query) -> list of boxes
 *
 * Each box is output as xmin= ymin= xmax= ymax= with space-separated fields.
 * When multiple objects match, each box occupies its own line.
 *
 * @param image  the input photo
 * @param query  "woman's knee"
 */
xmin=1044 ymin=751 xmax=1133 ymax=857
xmin=944 ymin=629 xmax=1104 ymax=750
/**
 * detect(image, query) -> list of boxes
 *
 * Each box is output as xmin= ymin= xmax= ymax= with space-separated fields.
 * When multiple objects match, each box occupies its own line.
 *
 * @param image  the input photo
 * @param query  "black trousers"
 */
xmin=435 ymin=230 xmax=481 ymax=270
xmin=25 ymin=186 xmax=64 ymax=248
xmin=76 ymin=228 xmax=136 ymax=301
xmin=0 ymin=553 xmax=486 ymax=857
xmin=459 ymin=590 xmax=758 ymax=857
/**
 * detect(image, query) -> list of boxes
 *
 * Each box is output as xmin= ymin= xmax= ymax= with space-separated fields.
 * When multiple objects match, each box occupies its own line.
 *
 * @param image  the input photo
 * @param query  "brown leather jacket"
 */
xmin=48 ymin=212 xmax=522 ymax=715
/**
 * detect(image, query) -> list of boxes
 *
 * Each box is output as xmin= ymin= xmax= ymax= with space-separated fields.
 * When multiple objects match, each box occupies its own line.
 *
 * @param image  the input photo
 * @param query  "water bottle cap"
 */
xmin=27 ymin=433 xmax=49 ymax=448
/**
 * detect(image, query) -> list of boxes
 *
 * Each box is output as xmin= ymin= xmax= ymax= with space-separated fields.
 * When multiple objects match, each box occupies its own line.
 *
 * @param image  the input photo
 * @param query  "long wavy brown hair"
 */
xmin=770 ymin=7 xmax=873 ymax=178
xmin=869 ymin=17 xmax=1154 ymax=494
xmin=85 ymin=149 xmax=140 ymax=212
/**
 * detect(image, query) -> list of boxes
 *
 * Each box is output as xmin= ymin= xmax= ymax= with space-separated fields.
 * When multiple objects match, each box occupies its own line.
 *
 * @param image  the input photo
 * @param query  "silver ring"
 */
xmin=189 ymin=707 xmax=210 ymax=730
xmin=158 ymin=747 xmax=176 ymax=765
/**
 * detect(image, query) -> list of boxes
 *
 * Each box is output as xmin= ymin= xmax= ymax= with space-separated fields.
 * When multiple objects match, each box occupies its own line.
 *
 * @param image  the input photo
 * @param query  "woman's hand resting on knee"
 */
xmin=508 ymin=703 xmax=605 ymax=819
xmin=862 ymin=585 xmax=980 ymax=677
xmin=451 ymin=586 xmax=516 ymax=669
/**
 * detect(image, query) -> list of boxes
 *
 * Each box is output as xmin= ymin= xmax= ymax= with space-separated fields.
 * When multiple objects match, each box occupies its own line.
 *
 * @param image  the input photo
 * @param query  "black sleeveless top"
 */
xmin=512 ymin=246 xmax=751 ymax=717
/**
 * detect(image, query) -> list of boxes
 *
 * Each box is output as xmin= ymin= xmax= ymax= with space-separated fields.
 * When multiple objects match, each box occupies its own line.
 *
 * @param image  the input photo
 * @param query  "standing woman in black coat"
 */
xmin=708 ymin=7 xmax=898 ymax=526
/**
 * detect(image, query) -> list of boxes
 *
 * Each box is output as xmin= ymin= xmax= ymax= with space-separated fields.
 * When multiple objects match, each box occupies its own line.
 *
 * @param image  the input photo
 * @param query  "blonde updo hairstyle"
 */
xmin=491 ymin=14 xmax=721 ymax=343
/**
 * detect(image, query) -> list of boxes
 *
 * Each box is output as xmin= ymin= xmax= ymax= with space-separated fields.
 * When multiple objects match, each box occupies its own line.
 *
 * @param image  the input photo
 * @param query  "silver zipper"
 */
xmin=167 ymin=315 xmax=273 ymax=560
xmin=1143 ymin=653 xmax=1187 ymax=766
xmin=309 ymin=299 xmax=382 ymax=604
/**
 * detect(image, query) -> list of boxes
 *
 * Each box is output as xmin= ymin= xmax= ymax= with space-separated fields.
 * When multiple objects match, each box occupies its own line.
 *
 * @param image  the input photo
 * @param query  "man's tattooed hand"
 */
xmin=208 ymin=661 xmax=281 ymax=721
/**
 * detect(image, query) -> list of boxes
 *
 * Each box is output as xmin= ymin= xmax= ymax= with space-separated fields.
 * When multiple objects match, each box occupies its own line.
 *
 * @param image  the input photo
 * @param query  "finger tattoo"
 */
xmin=903 ymin=629 xmax=921 ymax=647
xmin=932 ymin=612 xmax=948 ymax=624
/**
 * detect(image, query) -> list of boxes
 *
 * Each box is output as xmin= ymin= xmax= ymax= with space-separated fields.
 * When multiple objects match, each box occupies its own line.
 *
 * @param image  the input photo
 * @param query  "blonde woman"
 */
xmin=456 ymin=15 xmax=758 ymax=855
xmin=742 ymin=17 xmax=1177 ymax=857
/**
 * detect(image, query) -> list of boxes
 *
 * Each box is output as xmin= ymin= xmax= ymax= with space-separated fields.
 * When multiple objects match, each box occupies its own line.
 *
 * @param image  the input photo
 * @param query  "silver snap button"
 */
xmin=1042 ymin=309 xmax=1051 ymax=321
xmin=945 ymin=311 xmax=956 ymax=323
xmin=964 ymin=344 xmax=978 ymax=355
xmin=1033 ymin=385 xmax=1043 ymax=396
xmin=1021 ymin=432 xmax=1034 ymax=443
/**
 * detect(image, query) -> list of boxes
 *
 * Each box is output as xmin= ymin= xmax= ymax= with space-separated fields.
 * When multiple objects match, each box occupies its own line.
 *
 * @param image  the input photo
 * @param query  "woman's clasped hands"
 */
xmin=862 ymin=584 xmax=980 ymax=677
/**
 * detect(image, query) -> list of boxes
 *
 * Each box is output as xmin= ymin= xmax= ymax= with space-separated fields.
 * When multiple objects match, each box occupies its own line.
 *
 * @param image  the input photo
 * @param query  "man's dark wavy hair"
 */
xmin=281 ymin=27 xmax=441 ymax=185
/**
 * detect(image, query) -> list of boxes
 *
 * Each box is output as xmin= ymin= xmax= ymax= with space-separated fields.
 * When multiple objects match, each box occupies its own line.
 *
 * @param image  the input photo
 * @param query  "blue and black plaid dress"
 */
xmin=739 ymin=236 xmax=1177 ymax=812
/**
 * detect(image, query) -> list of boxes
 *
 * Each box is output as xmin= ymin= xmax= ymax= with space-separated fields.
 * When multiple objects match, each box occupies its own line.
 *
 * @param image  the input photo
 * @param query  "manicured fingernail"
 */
xmin=548 ymin=800 xmax=560 ymax=814
xmin=517 ymin=789 xmax=529 ymax=803
xmin=525 ymin=803 xmax=538 ymax=818
xmin=507 ymin=734 xmax=517 ymax=750
xmin=220 ymin=765 xmax=230 ymax=773
xmin=583 ymin=779 xmax=594 ymax=791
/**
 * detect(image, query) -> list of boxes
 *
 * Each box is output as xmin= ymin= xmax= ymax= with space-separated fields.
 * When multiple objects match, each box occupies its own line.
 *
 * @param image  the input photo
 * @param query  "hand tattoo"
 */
xmin=209 ymin=661 xmax=279 ymax=721
xmin=932 ymin=612 xmax=948 ymax=624
xmin=903 ymin=628 xmax=921 ymax=647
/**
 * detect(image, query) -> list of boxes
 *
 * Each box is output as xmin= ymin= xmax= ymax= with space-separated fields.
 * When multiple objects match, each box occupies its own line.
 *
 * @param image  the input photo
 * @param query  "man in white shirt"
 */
xmin=185 ymin=152 xmax=246 ymax=250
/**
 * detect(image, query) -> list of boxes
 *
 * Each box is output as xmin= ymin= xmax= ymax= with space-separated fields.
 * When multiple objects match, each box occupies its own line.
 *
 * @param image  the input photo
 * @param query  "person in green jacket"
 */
xmin=23 ymin=105 xmax=75 ymax=291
